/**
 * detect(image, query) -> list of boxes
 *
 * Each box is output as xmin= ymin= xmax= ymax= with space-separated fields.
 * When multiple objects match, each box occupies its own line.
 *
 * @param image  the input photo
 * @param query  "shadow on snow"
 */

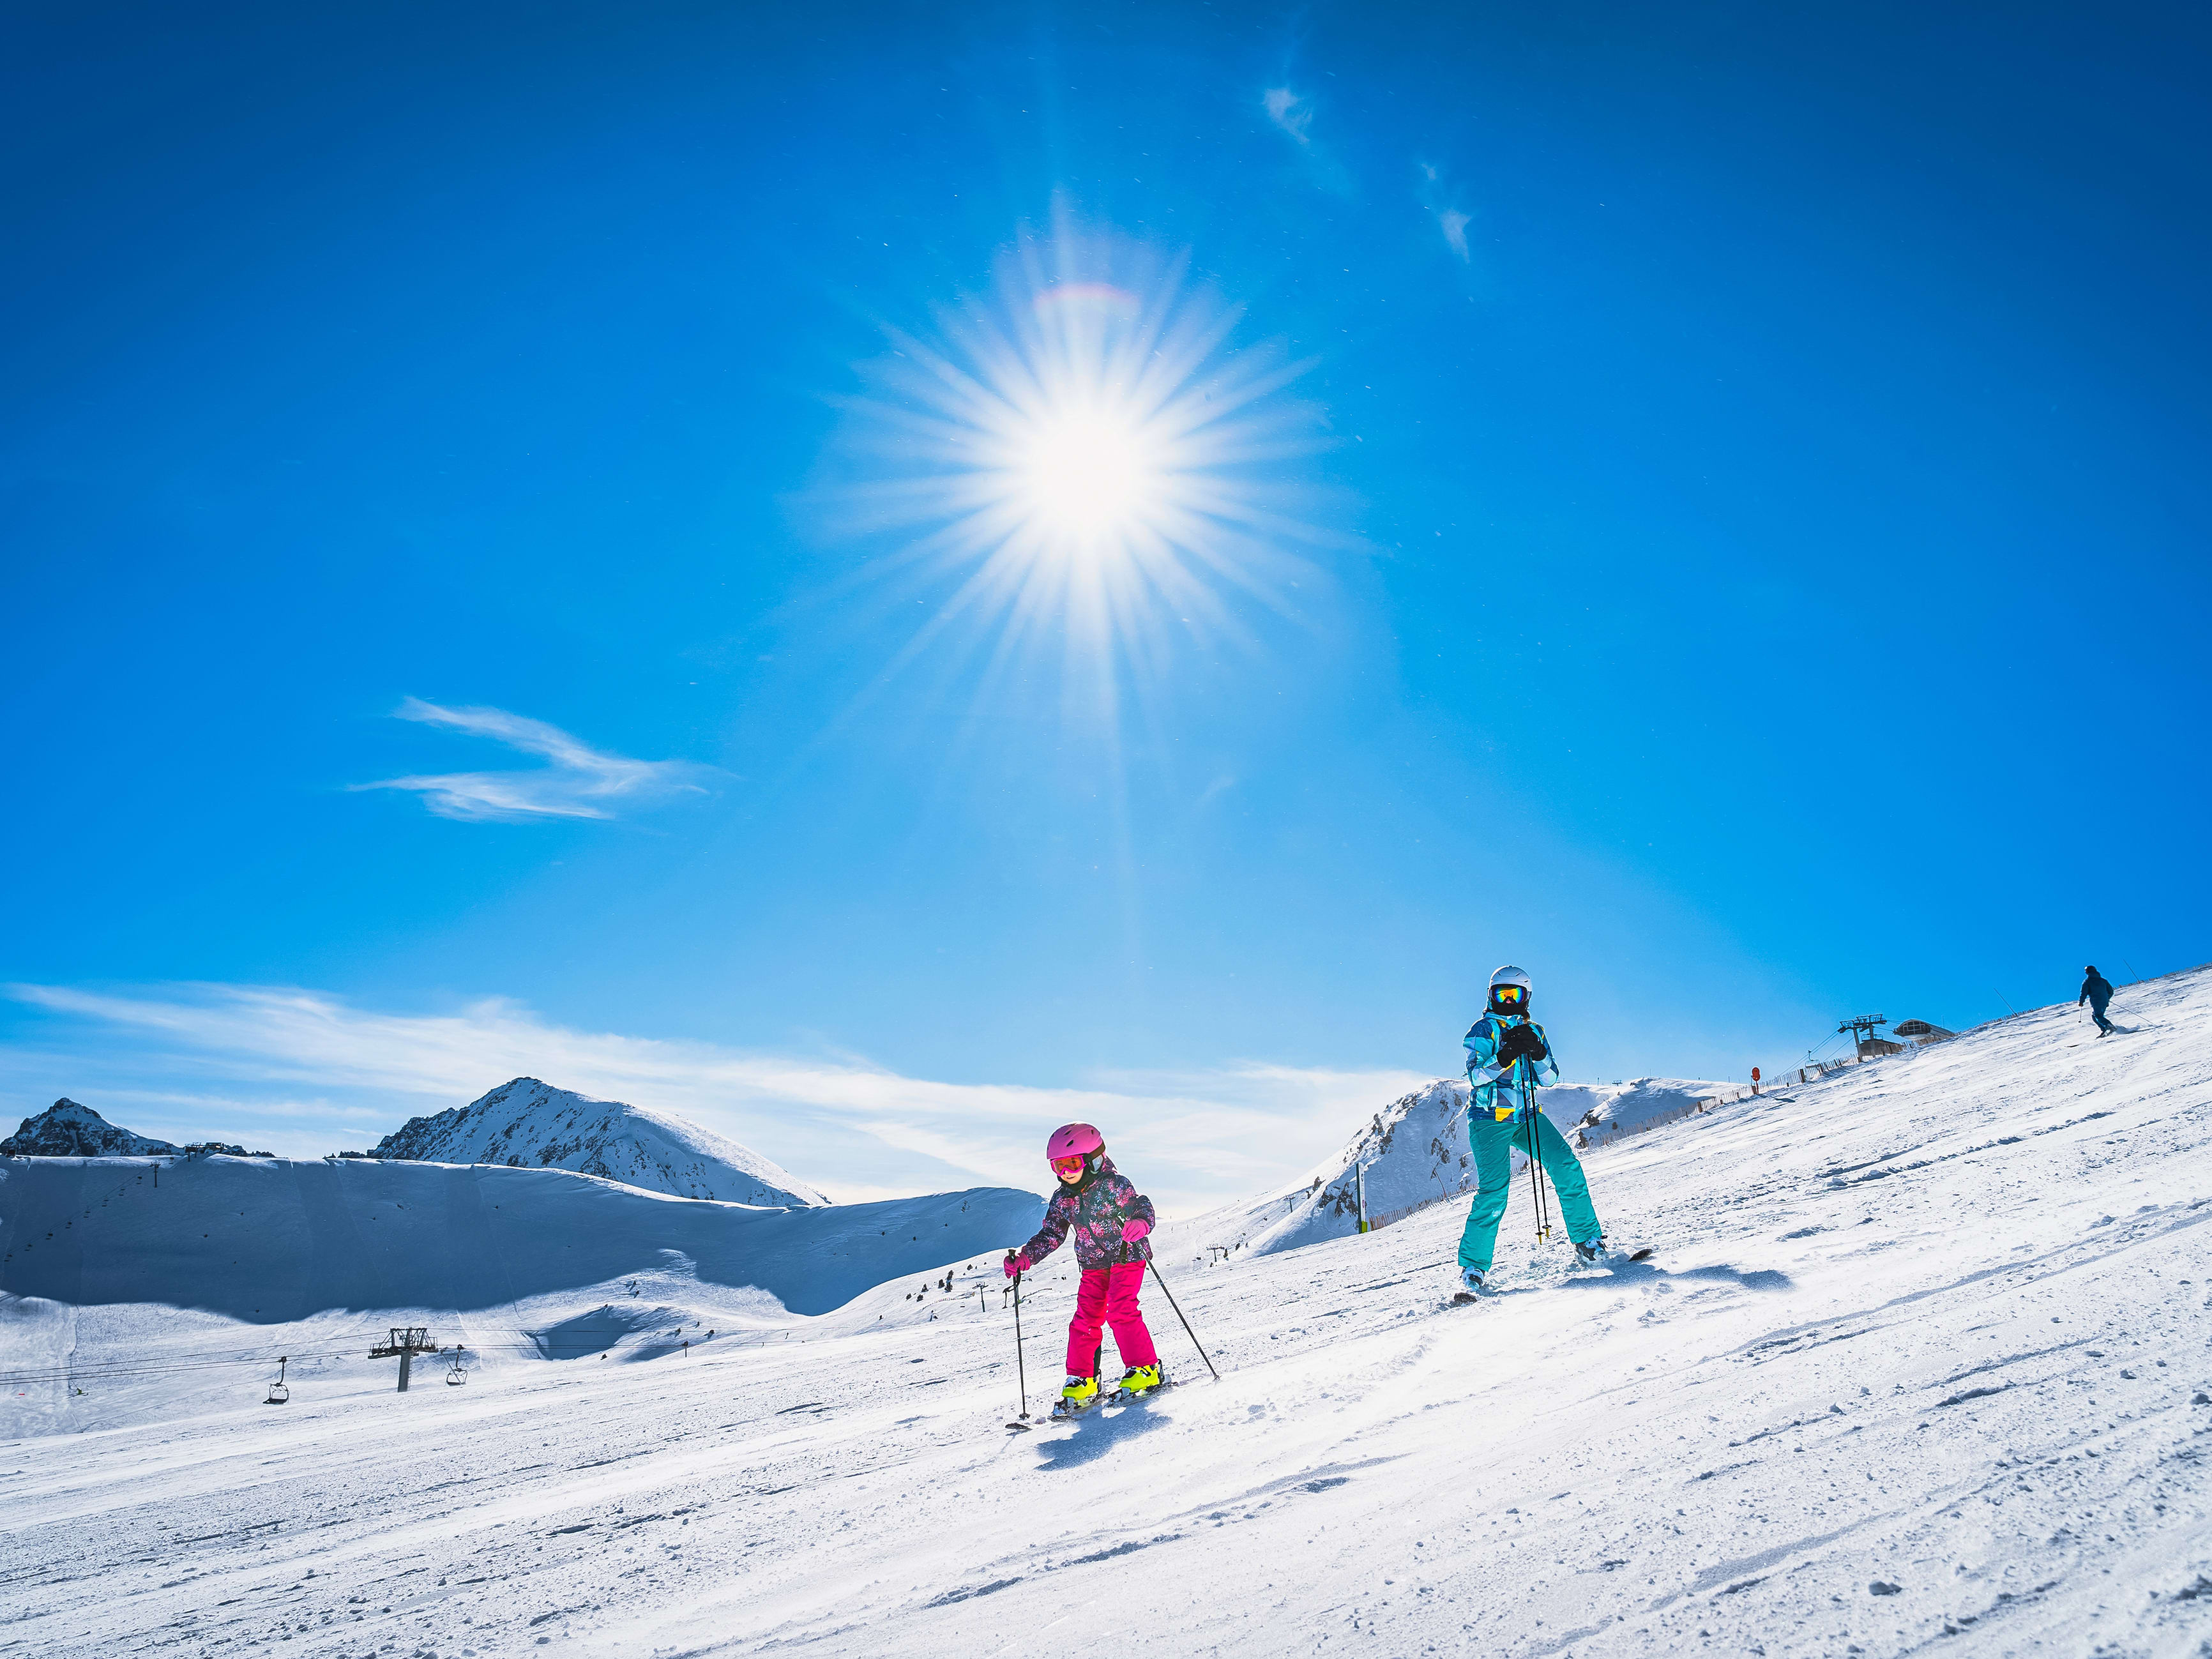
xmin=1563 ymin=1260 xmax=1796 ymax=1294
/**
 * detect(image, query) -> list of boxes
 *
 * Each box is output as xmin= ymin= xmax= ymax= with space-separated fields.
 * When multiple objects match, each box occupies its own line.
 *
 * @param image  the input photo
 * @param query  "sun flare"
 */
xmin=824 ymin=228 xmax=1333 ymax=714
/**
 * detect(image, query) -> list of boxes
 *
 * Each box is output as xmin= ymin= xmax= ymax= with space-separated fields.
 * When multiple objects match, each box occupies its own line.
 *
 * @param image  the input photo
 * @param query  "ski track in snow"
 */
xmin=4 ymin=973 xmax=2212 ymax=1656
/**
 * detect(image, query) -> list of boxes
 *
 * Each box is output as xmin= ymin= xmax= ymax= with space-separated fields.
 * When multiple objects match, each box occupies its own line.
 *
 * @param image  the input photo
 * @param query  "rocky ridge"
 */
xmin=0 ymin=1098 xmax=268 ymax=1158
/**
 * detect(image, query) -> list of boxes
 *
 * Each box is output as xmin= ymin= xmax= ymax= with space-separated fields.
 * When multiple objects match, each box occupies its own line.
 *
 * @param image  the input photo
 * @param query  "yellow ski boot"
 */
xmin=1114 ymin=1363 xmax=1164 ymax=1398
xmin=1051 ymin=1374 xmax=1100 ymax=1418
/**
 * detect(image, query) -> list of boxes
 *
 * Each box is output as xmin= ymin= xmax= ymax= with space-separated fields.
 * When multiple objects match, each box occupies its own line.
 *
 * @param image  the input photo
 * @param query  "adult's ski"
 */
xmin=1448 ymin=1246 xmax=1654 ymax=1305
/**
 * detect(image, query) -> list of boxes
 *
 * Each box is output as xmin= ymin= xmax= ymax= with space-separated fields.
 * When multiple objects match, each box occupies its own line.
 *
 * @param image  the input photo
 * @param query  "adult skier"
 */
xmin=1003 ymin=1123 xmax=1162 ymax=1413
xmin=1457 ymin=966 xmax=1607 ymax=1295
xmin=2080 ymin=965 xmax=2117 ymax=1036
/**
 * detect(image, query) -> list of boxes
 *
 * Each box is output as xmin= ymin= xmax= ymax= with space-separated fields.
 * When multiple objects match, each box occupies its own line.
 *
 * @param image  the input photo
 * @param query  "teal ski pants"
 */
xmin=1457 ymin=1109 xmax=1602 ymax=1273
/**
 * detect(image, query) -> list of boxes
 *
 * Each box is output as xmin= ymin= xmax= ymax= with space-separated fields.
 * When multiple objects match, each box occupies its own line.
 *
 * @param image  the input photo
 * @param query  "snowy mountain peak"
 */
xmin=367 ymin=1077 xmax=830 ymax=1206
xmin=1 ymin=1098 xmax=179 ymax=1158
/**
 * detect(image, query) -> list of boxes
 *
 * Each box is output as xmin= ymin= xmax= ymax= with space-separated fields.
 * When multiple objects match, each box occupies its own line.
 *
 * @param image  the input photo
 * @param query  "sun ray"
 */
xmin=819 ymin=225 xmax=1339 ymax=729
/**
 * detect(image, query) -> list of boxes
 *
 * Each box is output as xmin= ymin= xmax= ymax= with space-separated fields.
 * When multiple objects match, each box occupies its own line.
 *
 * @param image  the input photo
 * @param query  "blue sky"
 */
xmin=4 ymin=2 xmax=2208 ymax=1206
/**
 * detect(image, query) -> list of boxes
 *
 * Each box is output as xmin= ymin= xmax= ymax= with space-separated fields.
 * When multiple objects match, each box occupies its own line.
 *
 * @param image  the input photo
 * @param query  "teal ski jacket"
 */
xmin=1464 ymin=1013 xmax=1560 ymax=1120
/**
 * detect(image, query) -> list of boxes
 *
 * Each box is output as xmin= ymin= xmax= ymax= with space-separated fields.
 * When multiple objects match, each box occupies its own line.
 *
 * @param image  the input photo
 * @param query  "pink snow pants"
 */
xmin=1065 ymin=1261 xmax=1158 ymax=1375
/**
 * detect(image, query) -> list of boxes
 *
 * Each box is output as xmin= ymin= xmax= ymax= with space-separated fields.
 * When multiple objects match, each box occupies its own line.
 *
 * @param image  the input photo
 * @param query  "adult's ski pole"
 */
xmin=1520 ymin=1067 xmax=1553 ymax=1243
xmin=1145 ymin=1259 xmax=1220 ymax=1382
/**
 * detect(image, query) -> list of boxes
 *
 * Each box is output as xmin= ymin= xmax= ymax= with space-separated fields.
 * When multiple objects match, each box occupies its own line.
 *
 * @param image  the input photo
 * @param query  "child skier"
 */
xmin=1003 ymin=1122 xmax=1162 ymax=1413
xmin=1458 ymin=965 xmax=1607 ymax=1295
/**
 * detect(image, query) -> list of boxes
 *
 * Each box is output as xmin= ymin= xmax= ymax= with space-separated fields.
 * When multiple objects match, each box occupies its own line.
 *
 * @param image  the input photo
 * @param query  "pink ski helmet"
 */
xmin=1046 ymin=1122 xmax=1105 ymax=1162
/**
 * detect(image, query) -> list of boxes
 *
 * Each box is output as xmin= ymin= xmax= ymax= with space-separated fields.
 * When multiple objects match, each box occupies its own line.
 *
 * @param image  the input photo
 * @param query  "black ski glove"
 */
xmin=1495 ymin=1024 xmax=1544 ymax=1070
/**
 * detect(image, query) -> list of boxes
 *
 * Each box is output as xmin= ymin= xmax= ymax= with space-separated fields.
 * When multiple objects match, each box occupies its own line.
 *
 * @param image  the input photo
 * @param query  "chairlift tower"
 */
xmin=368 ymin=1326 xmax=438 ymax=1392
xmin=1839 ymin=1015 xmax=1890 ymax=1059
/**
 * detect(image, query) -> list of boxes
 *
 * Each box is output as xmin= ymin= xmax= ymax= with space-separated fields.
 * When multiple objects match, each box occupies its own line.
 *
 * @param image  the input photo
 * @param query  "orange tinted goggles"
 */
xmin=1050 ymin=1155 xmax=1087 ymax=1176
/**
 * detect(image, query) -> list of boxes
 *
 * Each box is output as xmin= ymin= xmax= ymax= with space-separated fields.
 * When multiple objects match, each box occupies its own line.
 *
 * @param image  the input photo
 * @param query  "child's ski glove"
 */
xmin=1121 ymin=1218 xmax=1151 ymax=1243
xmin=1003 ymin=1252 xmax=1031 ymax=1279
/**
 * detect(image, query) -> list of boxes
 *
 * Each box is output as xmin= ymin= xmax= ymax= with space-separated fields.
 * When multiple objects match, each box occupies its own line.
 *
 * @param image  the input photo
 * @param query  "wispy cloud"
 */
xmin=3 ymin=983 xmax=1430 ymax=1215
xmin=1439 ymin=209 xmax=1471 ymax=262
xmin=1262 ymin=85 xmax=1352 ymax=195
xmin=1418 ymin=162 xmax=1474 ymax=264
xmin=351 ymin=699 xmax=712 ymax=822
xmin=1263 ymin=87 xmax=1314 ymax=146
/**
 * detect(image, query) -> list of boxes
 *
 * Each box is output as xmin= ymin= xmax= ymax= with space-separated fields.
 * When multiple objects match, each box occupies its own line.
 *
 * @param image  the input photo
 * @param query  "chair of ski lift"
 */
xmin=264 ymin=1356 xmax=291 ymax=1405
xmin=444 ymin=1347 xmax=469 ymax=1386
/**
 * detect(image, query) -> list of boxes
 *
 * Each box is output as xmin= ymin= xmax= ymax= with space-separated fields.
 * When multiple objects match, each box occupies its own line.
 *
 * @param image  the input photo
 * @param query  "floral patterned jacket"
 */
xmin=1017 ymin=1154 xmax=1155 ymax=1270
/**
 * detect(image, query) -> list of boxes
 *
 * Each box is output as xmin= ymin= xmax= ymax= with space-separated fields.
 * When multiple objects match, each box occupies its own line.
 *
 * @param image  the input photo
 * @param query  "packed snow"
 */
xmin=361 ymin=1077 xmax=829 ymax=1207
xmin=1558 ymin=1076 xmax=1743 ymax=1144
xmin=3 ymin=969 xmax=2210 ymax=1657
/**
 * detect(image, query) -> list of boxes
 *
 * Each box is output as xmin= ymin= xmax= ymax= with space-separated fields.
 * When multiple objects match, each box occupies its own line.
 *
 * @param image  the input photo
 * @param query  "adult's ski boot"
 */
xmin=1573 ymin=1236 xmax=1653 ymax=1266
xmin=1051 ymin=1374 xmax=1101 ymax=1418
xmin=1451 ymin=1268 xmax=1492 ymax=1304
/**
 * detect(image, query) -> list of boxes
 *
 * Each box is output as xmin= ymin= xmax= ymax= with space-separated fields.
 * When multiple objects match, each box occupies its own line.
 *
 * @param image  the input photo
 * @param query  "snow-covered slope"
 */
xmin=1549 ymin=1074 xmax=1733 ymax=1141
xmin=0 ymin=1155 xmax=1034 ymax=1337
xmin=1176 ymin=1073 xmax=1724 ymax=1257
xmin=1 ymin=1098 xmax=178 ymax=1157
xmin=3 ymin=967 xmax=2209 ymax=1658
xmin=367 ymin=1076 xmax=828 ymax=1206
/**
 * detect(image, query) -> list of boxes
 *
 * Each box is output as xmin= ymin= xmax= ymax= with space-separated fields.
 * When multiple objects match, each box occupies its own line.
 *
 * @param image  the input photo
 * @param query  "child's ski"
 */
xmin=1107 ymin=1377 xmax=1173 ymax=1407
xmin=1015 ymin=1382 xmax=1169 ymax=1427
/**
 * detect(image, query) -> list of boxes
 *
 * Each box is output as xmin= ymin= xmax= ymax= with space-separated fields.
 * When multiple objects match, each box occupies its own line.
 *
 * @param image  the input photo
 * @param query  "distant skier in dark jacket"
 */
xmin=2080 ymin=966 xmax=2117 ymax=1036
xmin=1004 ymin=1122 xmax=1160 ymax=1412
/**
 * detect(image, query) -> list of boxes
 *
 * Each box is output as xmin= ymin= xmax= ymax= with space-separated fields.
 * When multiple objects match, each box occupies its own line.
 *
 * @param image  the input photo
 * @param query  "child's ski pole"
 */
xmin=1520 ymin=1067 xmax=1553 ymax=1242
xmin=1146 ymin=1259 xmax=1220 ymax=1382
xmin=1007 ymin=1270 xmax=1031 ymax=1429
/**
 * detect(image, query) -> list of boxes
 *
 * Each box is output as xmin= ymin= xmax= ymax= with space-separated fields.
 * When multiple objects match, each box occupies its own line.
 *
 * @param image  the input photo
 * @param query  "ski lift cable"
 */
xmin=0 ymin=1330 xmax=533 ymax=1384
xmin=0 ymin=1350 xmax=363 ymax=1386
xmin=0 ymin=1339 xmax=683 ymax=1385
xmin=0 ymin=1320 xmax=814 ymax=1386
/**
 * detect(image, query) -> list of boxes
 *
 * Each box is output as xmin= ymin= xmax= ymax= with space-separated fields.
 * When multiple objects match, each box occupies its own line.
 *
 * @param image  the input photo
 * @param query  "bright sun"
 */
xmin=827 ymin=229 xmax=1329 ymax=707
xmin=1011 ymin=404 xmax=1163 ymax=543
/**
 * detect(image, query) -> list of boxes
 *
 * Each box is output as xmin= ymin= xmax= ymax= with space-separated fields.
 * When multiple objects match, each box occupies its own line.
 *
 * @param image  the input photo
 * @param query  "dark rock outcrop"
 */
xmin=0 ymin=1099 xmax=272 ymax=1158
xmin=1 ymin=1099 xmax=178 ymax=1157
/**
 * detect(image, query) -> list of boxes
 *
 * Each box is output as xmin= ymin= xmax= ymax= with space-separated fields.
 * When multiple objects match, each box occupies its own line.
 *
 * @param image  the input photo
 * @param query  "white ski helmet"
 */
xmin=1488 ymin=964 xmax=1533 ymax=1016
